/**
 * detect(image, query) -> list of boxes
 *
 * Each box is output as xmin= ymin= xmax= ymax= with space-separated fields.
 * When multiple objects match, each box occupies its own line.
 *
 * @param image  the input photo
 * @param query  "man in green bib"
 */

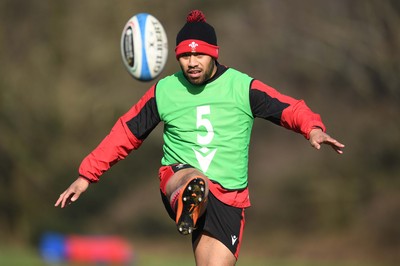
xmin=56 ymin=10 xmax=345 ymax=265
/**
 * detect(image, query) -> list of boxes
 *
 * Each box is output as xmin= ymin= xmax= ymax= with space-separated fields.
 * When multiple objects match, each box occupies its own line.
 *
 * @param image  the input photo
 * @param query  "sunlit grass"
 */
xmin=0 ymin=244 xmax=386 ymax=266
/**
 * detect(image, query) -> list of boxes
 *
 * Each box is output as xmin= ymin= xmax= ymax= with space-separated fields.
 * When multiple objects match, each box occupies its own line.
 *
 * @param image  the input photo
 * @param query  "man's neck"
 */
xmin=206 ymin=61 xmax=228 ymax=84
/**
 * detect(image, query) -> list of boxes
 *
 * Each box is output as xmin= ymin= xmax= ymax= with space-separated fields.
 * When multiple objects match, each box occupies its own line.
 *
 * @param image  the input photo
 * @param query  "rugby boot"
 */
xmin=174 ymin=177 xmax=207 ymax=235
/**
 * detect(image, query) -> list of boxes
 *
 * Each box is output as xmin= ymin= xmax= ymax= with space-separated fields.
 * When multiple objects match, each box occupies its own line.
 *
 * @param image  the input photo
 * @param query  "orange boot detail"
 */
xmin=175 ymin=177 xmax=207 ymax=235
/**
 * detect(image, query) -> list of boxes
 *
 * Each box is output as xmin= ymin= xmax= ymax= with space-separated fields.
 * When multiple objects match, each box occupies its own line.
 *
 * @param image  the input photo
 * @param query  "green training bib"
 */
xmin=156 ymin=68 xmax=254 ymax=189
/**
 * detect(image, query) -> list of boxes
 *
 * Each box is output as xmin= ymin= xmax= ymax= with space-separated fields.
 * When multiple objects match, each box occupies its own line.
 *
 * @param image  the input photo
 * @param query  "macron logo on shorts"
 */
xmin=231 ymin=235 xmax=238 ymax=246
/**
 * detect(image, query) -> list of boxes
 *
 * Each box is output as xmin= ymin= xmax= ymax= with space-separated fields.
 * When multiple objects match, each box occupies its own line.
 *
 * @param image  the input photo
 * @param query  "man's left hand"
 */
xmin=309 ymin=128 xmax=345 ymax=154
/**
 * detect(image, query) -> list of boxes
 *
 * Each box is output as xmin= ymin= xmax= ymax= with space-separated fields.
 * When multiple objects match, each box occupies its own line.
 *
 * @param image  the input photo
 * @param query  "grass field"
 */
xmin=0 ymin=242 xmax=387 ymax=266
xmin=0 ymin=250 xmax=378 ymax=266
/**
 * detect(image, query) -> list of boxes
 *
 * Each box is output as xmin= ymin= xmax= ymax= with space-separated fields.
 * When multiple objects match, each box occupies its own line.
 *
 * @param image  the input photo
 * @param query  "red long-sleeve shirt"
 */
xmin=79 ymin=65 xmax=325 ymax=184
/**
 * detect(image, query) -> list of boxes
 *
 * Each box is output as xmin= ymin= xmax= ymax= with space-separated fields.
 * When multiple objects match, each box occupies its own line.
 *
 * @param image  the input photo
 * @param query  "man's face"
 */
xmin=178 ymin=53 xmax=217 ymax=85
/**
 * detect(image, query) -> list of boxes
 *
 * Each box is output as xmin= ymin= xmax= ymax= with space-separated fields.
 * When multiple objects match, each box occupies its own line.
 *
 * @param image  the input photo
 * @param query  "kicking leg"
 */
xmin=165 ymin=167 xmax=208 ymax=199
xmin=164 ymin=167 xmax=209 ymax=234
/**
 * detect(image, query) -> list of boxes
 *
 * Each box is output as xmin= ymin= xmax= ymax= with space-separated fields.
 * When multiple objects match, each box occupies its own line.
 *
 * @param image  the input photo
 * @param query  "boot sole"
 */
xmin=176 ymin=177 xmax=206 ymax=235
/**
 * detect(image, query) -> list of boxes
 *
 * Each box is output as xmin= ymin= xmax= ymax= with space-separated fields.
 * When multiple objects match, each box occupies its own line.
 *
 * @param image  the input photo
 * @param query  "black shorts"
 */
xmin=160 ymin=164 xmax=246 ymax=259
xmin=193 ymin=192 xmax=245 ymax=259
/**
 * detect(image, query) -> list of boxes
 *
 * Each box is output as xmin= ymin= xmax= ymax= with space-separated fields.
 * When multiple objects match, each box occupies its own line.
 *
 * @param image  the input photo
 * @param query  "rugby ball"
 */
xmin=121 ymin=13 xmax=168 ymax=81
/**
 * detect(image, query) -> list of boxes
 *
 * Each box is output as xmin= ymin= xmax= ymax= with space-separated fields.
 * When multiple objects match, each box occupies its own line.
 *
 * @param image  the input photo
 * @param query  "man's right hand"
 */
xmin=54 ymin=177 xmax=90 ymax=208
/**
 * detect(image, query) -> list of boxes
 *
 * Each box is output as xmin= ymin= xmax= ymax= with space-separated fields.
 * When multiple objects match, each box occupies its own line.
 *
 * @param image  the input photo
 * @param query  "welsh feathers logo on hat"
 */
xmin=175 ymin=10 xmax=219 ymax=59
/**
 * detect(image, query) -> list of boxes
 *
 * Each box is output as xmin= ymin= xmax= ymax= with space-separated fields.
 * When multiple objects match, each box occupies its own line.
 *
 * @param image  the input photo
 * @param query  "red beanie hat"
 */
xmin=175 ymin=10 xmax=219 ymax=59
